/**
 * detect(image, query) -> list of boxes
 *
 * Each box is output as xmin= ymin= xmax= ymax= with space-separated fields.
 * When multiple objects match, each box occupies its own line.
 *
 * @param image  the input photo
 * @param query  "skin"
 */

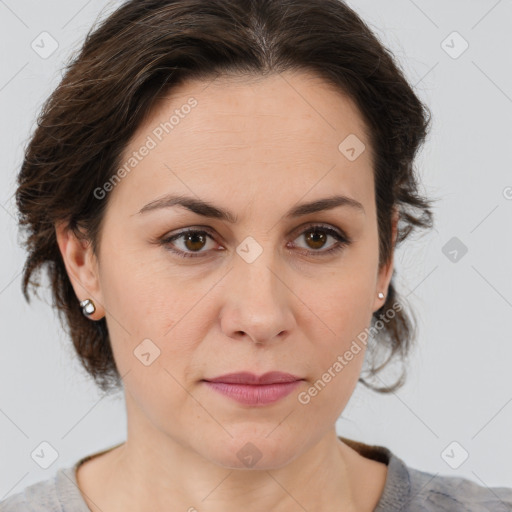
xmin=56 ymin=69 xmax=398 ymax=512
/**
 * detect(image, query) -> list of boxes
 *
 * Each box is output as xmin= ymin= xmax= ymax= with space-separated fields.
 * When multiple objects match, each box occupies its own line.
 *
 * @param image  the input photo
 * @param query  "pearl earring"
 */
xmin=377 ymin=292 xmax=385 ymax=300
xmin=80 ymin=299 xmax=96 ymax=317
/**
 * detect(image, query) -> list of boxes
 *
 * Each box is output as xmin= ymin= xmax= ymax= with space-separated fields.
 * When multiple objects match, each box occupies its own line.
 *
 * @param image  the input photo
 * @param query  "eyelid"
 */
xmin=288 ymin=221 xmax=345 ymax=237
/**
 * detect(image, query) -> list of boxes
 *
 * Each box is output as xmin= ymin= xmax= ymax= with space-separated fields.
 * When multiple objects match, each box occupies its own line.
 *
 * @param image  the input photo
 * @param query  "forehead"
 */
xmin=108 ymin=70 xmax=375 ymax=219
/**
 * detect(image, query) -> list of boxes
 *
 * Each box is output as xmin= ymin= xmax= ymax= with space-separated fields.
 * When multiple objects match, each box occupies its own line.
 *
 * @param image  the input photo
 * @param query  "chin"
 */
xmin=202 ymin=432 xmax=302 ymax=471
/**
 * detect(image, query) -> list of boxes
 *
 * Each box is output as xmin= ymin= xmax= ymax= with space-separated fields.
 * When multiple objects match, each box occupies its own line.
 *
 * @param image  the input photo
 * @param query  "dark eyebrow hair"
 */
xmin=136 ymin=193 xmax=365 ymax=221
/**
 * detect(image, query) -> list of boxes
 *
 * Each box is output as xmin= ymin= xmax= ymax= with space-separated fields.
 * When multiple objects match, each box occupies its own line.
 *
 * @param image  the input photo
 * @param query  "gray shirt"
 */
xmin=1 ymin=437 xmax=511 ymax=511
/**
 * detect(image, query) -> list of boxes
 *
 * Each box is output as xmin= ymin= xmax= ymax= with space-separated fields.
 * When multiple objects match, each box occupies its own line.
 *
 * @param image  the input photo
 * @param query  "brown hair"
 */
xmin=16 ymin=0 xmax=435 ymax=394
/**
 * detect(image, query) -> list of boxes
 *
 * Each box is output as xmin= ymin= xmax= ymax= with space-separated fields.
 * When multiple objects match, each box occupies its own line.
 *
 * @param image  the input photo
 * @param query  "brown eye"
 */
xmin=161 ymin=229 xmax=218 ymax=258
xmin=160 ymin=225 xmax=351 ymax=260
xmin=182 ymin=232 xmax=208 ymax=252
xmin=291 ymin=225 xmax=351 ymax=257
xmin=304 ymin=229 xmax=328 ymax=250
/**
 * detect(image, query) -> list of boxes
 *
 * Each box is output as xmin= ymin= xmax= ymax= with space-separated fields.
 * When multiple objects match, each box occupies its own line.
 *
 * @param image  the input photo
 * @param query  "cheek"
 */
xmin=98 ymin=241 xmax=190 ymax=336
xmin=98 ymin=240 xmax=208 ymax=377
xmin=296 ymin=262 xmax=376 ymax=353
xmin=123 ymin=363 xmax=197 ymax=442
xmin=324 ymin=234 xmax=379 ymax=336
xmin=294 ymin=251 xmax=377 ymax=401
xmin=296 ymin=289 xmax=370 ymax=425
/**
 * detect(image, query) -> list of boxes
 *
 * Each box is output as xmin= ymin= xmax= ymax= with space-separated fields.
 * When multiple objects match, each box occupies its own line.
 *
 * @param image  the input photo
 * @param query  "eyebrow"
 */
xmin=136 ymin=193 xmax=365 ymax=221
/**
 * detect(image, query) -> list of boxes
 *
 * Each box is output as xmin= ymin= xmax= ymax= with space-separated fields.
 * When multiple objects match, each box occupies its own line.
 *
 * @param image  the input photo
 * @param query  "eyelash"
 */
xmin=159 ymin=224 xmax=351 ymax=259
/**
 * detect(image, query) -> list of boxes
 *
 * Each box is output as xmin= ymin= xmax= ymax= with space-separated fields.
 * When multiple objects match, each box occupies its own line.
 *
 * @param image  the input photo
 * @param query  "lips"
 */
xmin=202 ymin=372 xmax=305 ymax=405
xmin=203 ymin=371 xmax=303 ymax=385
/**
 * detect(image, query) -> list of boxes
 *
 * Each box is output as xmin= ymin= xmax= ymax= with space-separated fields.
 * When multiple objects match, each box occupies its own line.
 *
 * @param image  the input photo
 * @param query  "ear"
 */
xmin=55 ymin=220 xmax=104 ymax=320
xmin=372 ymin=206 xmax=399 ymax=312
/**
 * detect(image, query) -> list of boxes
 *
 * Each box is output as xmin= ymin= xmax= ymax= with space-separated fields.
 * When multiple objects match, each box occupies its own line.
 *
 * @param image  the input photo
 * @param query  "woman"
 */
xmin=2 ymin=0 xmax=511 ymax=511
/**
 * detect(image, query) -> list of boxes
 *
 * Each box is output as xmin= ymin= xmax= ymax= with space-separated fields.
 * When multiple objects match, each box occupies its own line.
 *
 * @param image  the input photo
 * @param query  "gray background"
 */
xmin=1 ymin=0 xmax=511 ymax=498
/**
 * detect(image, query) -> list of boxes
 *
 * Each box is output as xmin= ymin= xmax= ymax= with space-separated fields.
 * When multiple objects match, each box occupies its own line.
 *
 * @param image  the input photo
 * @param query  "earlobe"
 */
xmin=55 ymin=221 xmax=104 ymax=320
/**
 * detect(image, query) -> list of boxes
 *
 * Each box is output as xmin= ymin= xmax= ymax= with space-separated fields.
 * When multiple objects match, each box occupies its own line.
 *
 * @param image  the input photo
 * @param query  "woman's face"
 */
xmin=60 ymin=70 xmax=395 ymax=469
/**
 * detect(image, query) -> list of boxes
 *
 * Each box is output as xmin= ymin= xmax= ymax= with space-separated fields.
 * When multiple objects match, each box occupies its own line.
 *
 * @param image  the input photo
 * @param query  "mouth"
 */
xmin=202 ymin=372 xmax=304 ymax=406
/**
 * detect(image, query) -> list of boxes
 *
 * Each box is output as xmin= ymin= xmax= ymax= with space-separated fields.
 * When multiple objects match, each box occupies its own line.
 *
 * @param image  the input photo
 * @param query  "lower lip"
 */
xmin=203 ymin=380 xmax=302 ymax=405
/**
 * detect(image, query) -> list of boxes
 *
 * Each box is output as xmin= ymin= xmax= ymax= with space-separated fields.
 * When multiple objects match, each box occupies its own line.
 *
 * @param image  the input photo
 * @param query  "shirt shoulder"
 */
xmin=0 ymin=443 xmax=123 ymax=512
xmin=0 ymin=466 xmax=90 ymax=512
xmin=339 ymin=436 xmax=512 ymax=512
xmin=406 ymin=465 xmax=512 ymax=512
xmin=0 ymin=472 xmax=61 ymax=512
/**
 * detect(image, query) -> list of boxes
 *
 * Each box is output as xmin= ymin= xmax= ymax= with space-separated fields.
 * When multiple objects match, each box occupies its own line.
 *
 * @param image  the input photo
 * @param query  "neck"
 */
xmin=80 ymin=430 xmax=365 ymax=512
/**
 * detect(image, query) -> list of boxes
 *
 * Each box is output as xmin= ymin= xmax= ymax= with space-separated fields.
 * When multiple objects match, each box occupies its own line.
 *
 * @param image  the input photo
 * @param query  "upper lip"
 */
xmin=204 ymin=371 xmax=303 ymax=385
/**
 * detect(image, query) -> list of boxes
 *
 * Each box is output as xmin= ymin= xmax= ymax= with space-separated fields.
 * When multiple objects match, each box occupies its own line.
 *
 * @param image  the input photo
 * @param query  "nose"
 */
xmin=219 ymin=245 xmax=296 ymax=345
